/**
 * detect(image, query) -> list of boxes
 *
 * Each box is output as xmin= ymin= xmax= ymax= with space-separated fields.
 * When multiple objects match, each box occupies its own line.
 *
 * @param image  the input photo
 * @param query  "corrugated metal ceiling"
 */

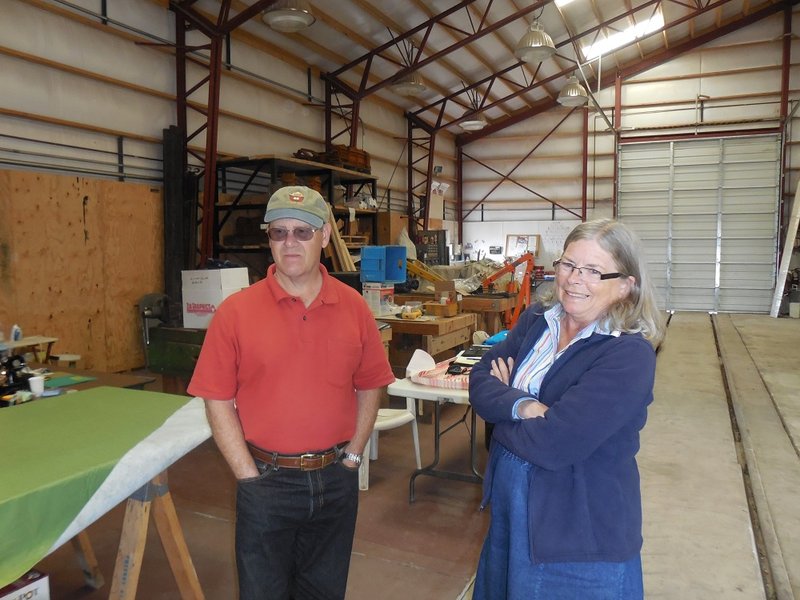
xmin=186 ymin=0 xmax=795 ymax=137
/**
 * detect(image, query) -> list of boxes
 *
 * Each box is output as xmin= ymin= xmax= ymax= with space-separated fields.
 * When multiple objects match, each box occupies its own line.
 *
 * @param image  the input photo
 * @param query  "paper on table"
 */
xmin=406 ymin=349 xmax=436 ymax=377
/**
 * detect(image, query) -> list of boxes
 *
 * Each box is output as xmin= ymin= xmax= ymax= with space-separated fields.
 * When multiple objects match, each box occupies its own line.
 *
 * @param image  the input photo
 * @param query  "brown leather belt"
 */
xmin=247 ymin=443 xmax=342 ymax=471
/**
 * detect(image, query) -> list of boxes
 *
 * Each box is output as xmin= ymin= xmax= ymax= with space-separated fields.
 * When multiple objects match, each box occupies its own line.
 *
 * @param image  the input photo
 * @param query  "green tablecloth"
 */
xmin=0 ymin=387 xmax=191 ymax=586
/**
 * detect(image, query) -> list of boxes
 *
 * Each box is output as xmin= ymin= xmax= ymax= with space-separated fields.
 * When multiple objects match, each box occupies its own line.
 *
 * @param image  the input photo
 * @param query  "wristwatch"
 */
xmin=341 ymin=451 xmax=362 ymax=465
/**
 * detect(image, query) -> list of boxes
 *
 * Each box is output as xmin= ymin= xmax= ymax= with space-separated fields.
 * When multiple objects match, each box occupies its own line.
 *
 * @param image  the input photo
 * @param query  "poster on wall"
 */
xmin=505 ymin=234 xmax=540 ymax=257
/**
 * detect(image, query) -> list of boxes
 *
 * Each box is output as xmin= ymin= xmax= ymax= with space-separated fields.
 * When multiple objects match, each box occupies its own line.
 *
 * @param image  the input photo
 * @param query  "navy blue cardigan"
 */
xmin=469 ymin=305 xmax=656 ymax=563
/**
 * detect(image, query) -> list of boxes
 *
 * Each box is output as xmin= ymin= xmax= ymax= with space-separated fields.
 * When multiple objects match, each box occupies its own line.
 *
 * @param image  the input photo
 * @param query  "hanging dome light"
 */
xmin=460 ymin=114 xmax=488 ymax=132
xmin=459 ymin=83 xmax=488 ymax=131
xmin=389 ymin=71 xmax=427 ymax=97
xmin=514 ymin=20 xmax=556 ymax=63
xmin=262 ymin=0 xmax=316 ymax=33
xmin=558 ymin=74 xmax=589 ymax=106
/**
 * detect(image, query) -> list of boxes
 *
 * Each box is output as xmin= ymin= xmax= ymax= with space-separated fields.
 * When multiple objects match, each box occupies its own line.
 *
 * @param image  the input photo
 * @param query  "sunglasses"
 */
xmin=267 ymin=226 xmax=319 ymax=242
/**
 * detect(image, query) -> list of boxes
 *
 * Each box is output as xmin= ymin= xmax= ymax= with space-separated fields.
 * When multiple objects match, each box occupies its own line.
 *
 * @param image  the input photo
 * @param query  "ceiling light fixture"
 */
xmin=459 ymin=83 xmax=487 ymax=132
xmin=262 ymin=0 xmax=316 ymax=33
xmin=389 ymin=71 xmax=427 ymax=97
xmin=558 ymin=74 xmax=589 ymax=107
xmin=514 ymin=20 xmax=556 ymax=63
xmin=388 ymin=38 xmax=427 ymax=97
xmin=460 ymin=114 xmax=488 ymax=132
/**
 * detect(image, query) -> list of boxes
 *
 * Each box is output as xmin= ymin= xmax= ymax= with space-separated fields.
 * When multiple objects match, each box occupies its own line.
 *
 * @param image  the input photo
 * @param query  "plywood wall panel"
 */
xmin=0 ymin=169 xmax=163 ymax=372
xmin=97 ymin=180 xmax=163 ymax=372
xmin=0 ymin=173 xmax=99 ymax=360
xmin=0 ymin=172 xmax=14 ymax=333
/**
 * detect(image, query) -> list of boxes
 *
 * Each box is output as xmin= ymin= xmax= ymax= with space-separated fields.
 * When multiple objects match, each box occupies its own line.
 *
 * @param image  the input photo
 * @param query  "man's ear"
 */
xmin=320 ymin=223 xmax=332 ymax=248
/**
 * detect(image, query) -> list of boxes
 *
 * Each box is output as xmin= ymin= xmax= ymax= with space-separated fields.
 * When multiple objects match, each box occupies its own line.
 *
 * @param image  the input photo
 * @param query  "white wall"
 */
xmin=0 ymin=0 xmax=457 ymax=204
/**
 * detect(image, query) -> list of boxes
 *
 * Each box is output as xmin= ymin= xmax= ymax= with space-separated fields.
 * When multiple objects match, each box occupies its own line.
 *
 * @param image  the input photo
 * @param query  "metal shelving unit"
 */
xmin=214 ymin=154 xmax=378 ymax=258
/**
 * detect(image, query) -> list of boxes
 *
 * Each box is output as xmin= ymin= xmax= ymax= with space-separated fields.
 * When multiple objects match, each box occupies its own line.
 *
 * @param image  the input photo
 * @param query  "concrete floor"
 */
xmin=33 ymin=312 xmax=800 ymax=599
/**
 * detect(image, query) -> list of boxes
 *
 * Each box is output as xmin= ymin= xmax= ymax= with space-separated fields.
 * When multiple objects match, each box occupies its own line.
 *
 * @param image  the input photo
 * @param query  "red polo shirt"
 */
xmin=188 ymin=265 xmax=395 ymax=453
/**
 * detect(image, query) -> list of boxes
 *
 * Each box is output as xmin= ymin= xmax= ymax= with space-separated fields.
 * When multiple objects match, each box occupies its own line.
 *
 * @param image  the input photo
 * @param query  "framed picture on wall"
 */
xmin=505 ymin=234 xmax=540 ymax=257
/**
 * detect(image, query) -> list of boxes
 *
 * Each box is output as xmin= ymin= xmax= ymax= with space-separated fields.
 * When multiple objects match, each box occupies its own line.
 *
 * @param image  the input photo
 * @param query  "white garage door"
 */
xmin=618 ymin=135 xmax=780 ymax=313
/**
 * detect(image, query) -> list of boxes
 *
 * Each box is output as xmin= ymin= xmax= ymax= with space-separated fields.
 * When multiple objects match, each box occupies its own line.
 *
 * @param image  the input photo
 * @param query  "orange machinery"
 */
xmin=480 ymin=252 xmax=535 ymax=329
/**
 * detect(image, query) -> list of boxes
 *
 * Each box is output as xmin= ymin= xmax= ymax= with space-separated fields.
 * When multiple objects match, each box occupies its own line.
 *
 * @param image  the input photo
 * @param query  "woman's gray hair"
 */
xmin=539 ymin=218 xmax=666 ymax=347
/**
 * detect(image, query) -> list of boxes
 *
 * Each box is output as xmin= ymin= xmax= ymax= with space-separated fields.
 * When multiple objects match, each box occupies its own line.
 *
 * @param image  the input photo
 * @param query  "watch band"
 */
xmin=341 ymin=451 xmax=362 ymax=465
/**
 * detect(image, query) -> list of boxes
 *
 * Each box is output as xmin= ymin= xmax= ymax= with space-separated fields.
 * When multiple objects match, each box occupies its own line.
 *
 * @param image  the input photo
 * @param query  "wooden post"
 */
xmin=108 ymin=498 xmax=152 ymax=599
xmin=152 ymin=488 xmax=205 ymax=599
xmin=71 ymin=531 xmax=105 ymax=589
xmin=108 ymin=472 xmax=204 ymax=600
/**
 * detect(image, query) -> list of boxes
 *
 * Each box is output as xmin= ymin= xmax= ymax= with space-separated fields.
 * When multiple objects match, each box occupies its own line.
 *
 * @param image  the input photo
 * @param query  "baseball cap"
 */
xmin=263 ymin=185 xmax=330 ymax=229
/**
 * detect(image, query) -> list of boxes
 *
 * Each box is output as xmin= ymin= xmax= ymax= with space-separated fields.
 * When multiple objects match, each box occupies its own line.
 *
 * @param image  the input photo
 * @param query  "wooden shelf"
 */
xmin=214 ymin=156 xmax=379 ymax=271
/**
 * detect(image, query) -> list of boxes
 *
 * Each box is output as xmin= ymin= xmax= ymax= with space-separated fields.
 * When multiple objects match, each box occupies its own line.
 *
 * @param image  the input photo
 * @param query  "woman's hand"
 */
xmin=489 ymin=356 xmax=546 ymax=419
xmin=489 ymin=356 xmax=515 ymax=385
xmin=517 ymin=400 xmax=548 ymax=419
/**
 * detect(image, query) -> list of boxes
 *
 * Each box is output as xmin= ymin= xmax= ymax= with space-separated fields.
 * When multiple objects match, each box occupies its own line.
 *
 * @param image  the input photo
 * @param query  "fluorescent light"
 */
xmin=583 ymin=11 xmax=664 ymax=59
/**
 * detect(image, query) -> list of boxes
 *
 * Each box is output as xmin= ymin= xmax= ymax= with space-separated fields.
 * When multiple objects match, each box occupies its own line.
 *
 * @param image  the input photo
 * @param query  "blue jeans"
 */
xmin=235 ymin=460 xmax=359 ymax=600
xmin=474 ymin=445 xmax=643 ymax=600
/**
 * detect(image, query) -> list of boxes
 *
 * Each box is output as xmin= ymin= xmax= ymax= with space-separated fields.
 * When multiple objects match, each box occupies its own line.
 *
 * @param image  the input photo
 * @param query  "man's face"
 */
xmin=267 ymin=218 xmax=330 ymax=280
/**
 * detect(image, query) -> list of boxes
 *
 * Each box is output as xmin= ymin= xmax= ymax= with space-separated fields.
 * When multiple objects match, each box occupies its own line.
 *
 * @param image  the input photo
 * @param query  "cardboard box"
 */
xmin=363 ymin=283 xmax=394 ymax=316
xmin=181 ymin=268 xmax=250 ymax=329
xmin=182 ymin=288 xmax=244 ymax=329
xmin=0 ymin=570 xmax=49 ymax=600
xmin=181 ymin=267 xmax=249 ymax=291
xmin=376 ymin=213 xmax=443 ymax=246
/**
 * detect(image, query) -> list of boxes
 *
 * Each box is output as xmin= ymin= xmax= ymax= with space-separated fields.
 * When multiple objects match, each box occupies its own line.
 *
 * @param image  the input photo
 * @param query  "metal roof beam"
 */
xmin=458 ymin=0 xmax=796 ymax=144
xmin=329 ymin=0 xmax=551 ymax=100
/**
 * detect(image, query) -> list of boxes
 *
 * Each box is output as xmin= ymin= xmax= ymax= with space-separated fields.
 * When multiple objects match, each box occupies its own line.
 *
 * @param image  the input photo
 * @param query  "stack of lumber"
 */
xmin=324 ymin=211 xmax=357 ymax=271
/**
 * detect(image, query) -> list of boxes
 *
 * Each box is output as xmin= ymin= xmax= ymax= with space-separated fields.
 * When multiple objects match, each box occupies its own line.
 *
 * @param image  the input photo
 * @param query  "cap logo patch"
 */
xmin=288 ymin=191 xmax=305 ymax=203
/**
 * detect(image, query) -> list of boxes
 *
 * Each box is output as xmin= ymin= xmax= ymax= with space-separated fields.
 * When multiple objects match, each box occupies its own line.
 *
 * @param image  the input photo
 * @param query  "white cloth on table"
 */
xmin=48 ymin=397 xmax=211 ymax=553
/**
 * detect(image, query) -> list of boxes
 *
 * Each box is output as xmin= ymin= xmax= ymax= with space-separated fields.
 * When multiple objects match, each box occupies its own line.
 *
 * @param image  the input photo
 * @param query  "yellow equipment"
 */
xmin=406 ymin=258 xmax=445 ymax=282
xmin=400 ymin=307 xmax=423 ymax=320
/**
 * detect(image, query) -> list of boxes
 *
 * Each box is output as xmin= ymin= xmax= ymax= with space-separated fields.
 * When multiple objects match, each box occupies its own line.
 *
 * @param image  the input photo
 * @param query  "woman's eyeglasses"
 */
xmin=553 ymin=259 xmax=625 ymax=283
xmin=267 ymin=226 xmax=319 ymax=242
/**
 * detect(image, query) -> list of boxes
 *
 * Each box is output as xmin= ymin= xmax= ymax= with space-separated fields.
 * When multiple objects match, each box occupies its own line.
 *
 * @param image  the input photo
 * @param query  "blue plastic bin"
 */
xmin=360 ymin=245 xmax=407 ymax=283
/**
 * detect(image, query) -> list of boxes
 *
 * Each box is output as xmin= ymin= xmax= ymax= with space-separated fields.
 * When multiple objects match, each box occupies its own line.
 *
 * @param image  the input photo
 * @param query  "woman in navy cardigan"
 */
xmin=470 ymin=219 xmax=665 ymax=599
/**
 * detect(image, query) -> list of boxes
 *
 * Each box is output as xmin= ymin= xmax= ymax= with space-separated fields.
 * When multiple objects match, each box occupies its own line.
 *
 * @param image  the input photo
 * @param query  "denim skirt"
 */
xmin=473 ymin=445 xmax=643 ymax=600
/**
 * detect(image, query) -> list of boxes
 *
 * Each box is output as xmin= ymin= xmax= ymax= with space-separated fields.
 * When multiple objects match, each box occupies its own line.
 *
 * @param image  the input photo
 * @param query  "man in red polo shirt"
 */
xmin=188 ymin=185 xmax=394 ymax=600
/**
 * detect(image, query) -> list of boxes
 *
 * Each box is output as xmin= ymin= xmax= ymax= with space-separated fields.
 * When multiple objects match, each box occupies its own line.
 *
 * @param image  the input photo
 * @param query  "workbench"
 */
xmin=4 ymin=335 xmax=58 ymax=362
xmin=376 ymin=313 xmax=476 ymax=378
xmin=394 ymin=293 xmax=515 ymax=335
xmin=30 ymin=363 xmax=156 ymax=392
